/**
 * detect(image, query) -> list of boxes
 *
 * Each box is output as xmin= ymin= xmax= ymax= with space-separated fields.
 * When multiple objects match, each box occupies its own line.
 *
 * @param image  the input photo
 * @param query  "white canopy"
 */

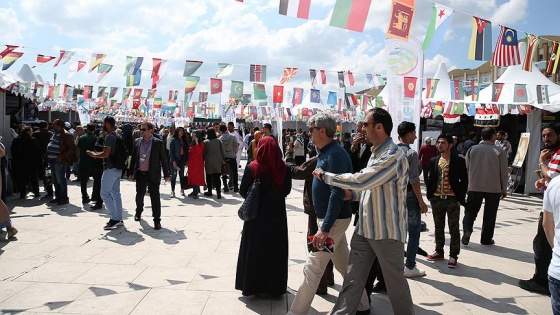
xmin=423 ymin=63 xmax=452 ymax=103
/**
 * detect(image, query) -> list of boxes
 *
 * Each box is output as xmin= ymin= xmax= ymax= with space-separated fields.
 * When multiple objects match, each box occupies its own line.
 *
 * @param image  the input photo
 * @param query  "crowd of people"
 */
xmin=2 ymin=109 xmax=560 ymax=314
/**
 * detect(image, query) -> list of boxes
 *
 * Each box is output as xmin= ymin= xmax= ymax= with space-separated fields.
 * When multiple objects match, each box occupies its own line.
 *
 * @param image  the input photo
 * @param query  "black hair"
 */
xmin=397 ymin=121 xmax=416 ymax=138
xmin=437 ymin=133 xmax=454 ymax=144
xmin=104 ymin=116 xmax=116 ymax=128
xmin=480 ymin=127 xmax=496 ymax=141
xmin=219 ymin=124 xmax=227 ymax=132
xmin=206 ymin=128 xmax=217 ymax=139
xmin=368 ymin=108 xmax=392 ymax=136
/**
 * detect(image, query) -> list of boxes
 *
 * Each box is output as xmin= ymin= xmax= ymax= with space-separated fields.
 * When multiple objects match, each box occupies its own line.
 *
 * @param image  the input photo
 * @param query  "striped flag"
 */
xmin=54 ymin=50 xmax=75 ymax=67
xmin=250 ymin=64 xmax=267 ymax=82
xmin=337 ymin=71 xmax=345 ymax=88
xmin=450 ymin=80 xmax=464 ymax=100
xmin=89 ymin=53 xmax=106 ymax=72
xmin=97 ymin=63 xmax=113 ymax=83
xmin=492 ymin=26 xmax=521 ymax=67
xmin=522 ymin=34 xmax=540 ymax=71
xmin=183 ymin=60 xmax=203 ymax=77
xmin=310 ymin=69 xmax=317 ymax=86
xmin=0 ymin=45 xmax=19 ymax=58
xmin=278 ymin=0 xmax=311 ymax=19
xmin=280 ymin=67 xmax=298 ymax=84
xmin=425 ymin=78 xmax=438 ymax=98
xmin=124 ymin=56 xmax=143 ymax=76
xmin=470 ymin=81 xmax=480 ymax=101
xmin=184 ymin=76 xmax=200 ymax=93
xmin=320 ymin=70 xmax=327 ymax=84
xmin=216 ymin=63 xmax=234 ymax=77
xmin=347 ymin=71 xmax=355 ymax=86
xmin=536 ymin=85 xmax=549 ymax=104
xmin=125 ymin=69 xmax=142 ymax=87
xmin=548 ymin=42 xmax=560 ymax=75
xmin=492 ymin=83 xmax=504 ymax=102
xmin=468 ymin=17 xmax=492 ymax=61
xmin=109 ymin=87 xmax=119 ymax=98
xmin=330 ymin=0 xmax=372 ymax=32
xmin=36 ymin=54 xmax=56 ymax=65
xmin=1 ymin=51 xmax=23 ymax=70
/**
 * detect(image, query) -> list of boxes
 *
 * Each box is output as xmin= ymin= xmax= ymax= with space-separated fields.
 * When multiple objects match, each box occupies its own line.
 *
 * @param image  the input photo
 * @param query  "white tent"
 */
xmin=423 ymin=63 xmax=452 ymax=103
xmin=17 ymin=64 xmax=42 ymax=83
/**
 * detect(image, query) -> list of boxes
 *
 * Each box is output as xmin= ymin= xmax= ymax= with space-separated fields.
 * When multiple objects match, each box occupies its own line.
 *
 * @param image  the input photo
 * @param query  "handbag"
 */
xmin=238 ymin=178 xmax=260 ymax=221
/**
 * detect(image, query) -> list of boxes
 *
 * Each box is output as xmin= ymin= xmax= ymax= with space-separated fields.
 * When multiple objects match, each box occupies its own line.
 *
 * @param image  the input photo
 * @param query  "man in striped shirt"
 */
xmin=317 ymin=108 xmax=413 ymax=315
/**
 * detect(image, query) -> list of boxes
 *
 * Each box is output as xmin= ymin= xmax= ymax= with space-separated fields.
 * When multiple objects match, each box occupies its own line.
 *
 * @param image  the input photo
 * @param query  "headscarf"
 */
xmin=254 ymin=131 xmax=262 ymax=141
xmin=250 ymin=136 xmax=286 ymax=189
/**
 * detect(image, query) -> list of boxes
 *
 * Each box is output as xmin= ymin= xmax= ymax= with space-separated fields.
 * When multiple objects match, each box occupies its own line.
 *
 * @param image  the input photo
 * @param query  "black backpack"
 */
xmin=109 ymin=132 xmax=129 ymax=170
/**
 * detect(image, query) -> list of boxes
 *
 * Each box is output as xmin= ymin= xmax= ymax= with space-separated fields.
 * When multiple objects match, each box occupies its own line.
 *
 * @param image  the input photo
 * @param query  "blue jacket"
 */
xmin=169 ymin=137 xmax=188 ymax=165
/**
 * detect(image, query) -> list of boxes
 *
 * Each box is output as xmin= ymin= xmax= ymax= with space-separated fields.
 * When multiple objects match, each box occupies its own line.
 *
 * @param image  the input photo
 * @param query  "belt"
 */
xmin=137 ymin=171 xmax=149 ymax=175
xmin=437 ymin=195 xmax=455 ymax=199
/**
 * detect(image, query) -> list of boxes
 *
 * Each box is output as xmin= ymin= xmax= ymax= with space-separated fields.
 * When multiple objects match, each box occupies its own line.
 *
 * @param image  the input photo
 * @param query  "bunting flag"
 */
xmin=253 ymin=83 xmax=267 ymax=100
xmin=216 ymin=63 xmax=234 ymax=77
xmin=404 ymin=76 xmax=416 ymax=98
xmin=125 ymin=56 xmax=144 ymax=76
xmin=273 ymin=85 xmax=284 ymax=103
xmin=97 ymin=63 xmax=113 ymax=83
xmin=492 ymin=25 xmax=521 ymax=67
xmin=292 ymin=87 xmax=303 ymax=105
xmin=47 ymin=85 xmax=54 ymax=99
xmin=425 ymin=78 xmax=438 ymax=98
xmin=330 ymin=0 xmax=372 ymax=32
xmin=109 ymin=87 xmax=119 ymax=98
xmin=345 ymin=93 xmax=359 ymax=107
xmin=432 ymin=101 xmax=443 ymax=116
xmin=387 ymin=0 xmax=414 ymax=40
xmin=470 ymin=81 xmax=479 ymax=101
xmin=337 ymin=71 xmax=345 ymax=88
xmin=320 ymin=70 xmax=327 ymax=84
xmin=450 ymin=80 xmax=464 ymax=100
xmin=210 ymin=78 xmax=223 ymax=94
xmin=327 ymin=91 xmax=337 ymax=105
xmin=366 ymin=73 xmax=373 ymax=85
xmin=230 ymin=81 xmax=244 ymax=99
xmin=513 ymin=84 xmax=527 ymax=103
xmin=465 ymin=103 xmax=476 ymax=116
xmin=68 ymin=60 xmax=86 ymax=78
xmin=280 ymin=67 xmax=298 ymax=84
xmin=36 ymin=54 xmax=56 ymax=65
xmin=548 ymin=42 xmax=560 ymax=75
xmin=64 ymin=86 xmax=74 ymax=101
xmin=372 ymin=74 xmax=385 ymax=87
xmin=122 ymin=87 xmax=132 ymax=100
xmin=199 ymin=92 xmax=208 ymax=103
xmin=468 ymin=17 xmax=492 ymax=61
xmin=420 ymin=101 xmax=432 ymax=117
xmin=35 ymin=84 xmax=44 ymax=98
xmin=250 ymin=64 xmax=267 ymax=82
xmin=310 ymin=69 xmax=317 ymax=86
xmin=183 ymin=60 xmax=203 ymax=77
xmin=491 ymin=83 xmax=503 ymax=102
xmin=537 ymin=85 xmax=549 ymax=104
xmin=83 ymin=85 xmax=92 ymax=100
xmin=54 ymin=50 xmax=75 ymax=67
xmin=375 ymin=96 xmax=385 ymax=108
xmin=89 ymin=53 xmax=106 ymax=72
xmin=523 ymin=34 xmax=540 ymax=71
xmin=279 ymin=0 xmax=311 ymax=19
xmin=347 ymin=71 xmax=355 ymax=86
xmin=152 ymin=97 xmax=162 ymax=108
xmin=310 ymin=89 xmax=321 ymax=104
xmin=126 ymin=69 xmax=142 ymax=87
xmin=1 ymin=51 xmax=23 ymax=70
xmin=422 ymin=3 xmax=454 ymax=51
xmin=241 ymin=94 xmax=251 ymax=105
xmin=0 ymin=45 xmax=19 ymax=58
xmin=97 ymin=86 xmax=107 ymax=98
xmin=474 ymin=104 xmax=500 ymax=127
xmin=147 ymin=89 xmax=157 ymax=99
xmin=360 ymin=94 xmax=370 ymax=111
xmin=184 ymin=76 xmax=200 ymax=93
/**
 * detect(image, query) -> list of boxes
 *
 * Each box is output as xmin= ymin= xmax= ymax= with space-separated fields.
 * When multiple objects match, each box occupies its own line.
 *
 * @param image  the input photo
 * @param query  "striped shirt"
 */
xmin=46 ymin=132 xmax=62 ymax=161
xmin=548 ymin=149 xmax=560 ymax=179
xmin=324 ymin=137 xmax=409 ymax=242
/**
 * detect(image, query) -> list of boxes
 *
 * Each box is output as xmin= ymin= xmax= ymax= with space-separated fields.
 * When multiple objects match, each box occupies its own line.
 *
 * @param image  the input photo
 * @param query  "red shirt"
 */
xmin=418 ymin=144 xmax=438 ymax=166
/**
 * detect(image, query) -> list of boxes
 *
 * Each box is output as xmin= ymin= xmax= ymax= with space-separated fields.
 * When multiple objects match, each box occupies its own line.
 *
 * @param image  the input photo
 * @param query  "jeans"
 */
xmin=170 ymin=165 xmax=185 ymax=192
xmin=49 ymin=161 xmax=68 ymax=201
xmin=463 ymin=191 xmax=501 ymax=243
xmin=101 ymin=168 xmax=123 ymax=221
xmin=405 ymin=190 xmax=422 ymax=269
xmin=549 ymin=275 xmax=560 ymax=315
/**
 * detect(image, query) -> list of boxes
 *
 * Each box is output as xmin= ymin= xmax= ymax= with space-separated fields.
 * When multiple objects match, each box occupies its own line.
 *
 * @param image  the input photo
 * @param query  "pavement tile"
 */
xmin=18 ymin=260 xmax=96 ymax=283
xmin=131 ymin=288 xmax=210 ymax=315
xmin=0 ymin=282 xmax=89 ymax=313
xmin=131 ymin=266 xmax=198 ymax=290
xmin=60 ymin=285 xmax=150 ymax=315
xmin=72 ymin=264 xmax=148 ymax=287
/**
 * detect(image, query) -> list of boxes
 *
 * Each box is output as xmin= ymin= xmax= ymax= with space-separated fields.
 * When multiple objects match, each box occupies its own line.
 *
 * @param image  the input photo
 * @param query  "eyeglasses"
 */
xmin=308 ymin=126 xmax=320 ymax=133
xmin=362 ymin=121 xmax=377 ymax=128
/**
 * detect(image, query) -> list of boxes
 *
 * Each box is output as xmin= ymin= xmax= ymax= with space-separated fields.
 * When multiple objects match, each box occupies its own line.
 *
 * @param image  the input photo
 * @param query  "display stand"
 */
xmin=507 ymin=166 xmax=523 ymax=195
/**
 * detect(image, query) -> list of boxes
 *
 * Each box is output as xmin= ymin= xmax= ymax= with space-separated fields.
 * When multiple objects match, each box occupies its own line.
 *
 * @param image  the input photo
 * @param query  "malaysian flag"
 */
xmin=492 ymin=26 xmax=521 ymax=67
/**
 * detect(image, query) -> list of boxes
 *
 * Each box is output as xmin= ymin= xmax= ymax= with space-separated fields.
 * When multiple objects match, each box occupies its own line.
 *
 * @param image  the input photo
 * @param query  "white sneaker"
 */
xmin=404 ymin=266 xmax=426 ymax=278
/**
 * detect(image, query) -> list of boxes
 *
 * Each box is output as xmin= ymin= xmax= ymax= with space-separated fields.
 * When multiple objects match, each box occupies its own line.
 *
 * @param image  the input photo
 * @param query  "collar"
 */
xmin=142 ymin=135 xmax=154 ymax=144
xmin=371 ymin=137 xmax=393 ymax=156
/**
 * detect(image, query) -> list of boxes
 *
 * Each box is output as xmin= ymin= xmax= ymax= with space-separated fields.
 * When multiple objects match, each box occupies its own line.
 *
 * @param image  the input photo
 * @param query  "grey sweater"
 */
xmin=465 ymin=140 xmax=509 ymax=193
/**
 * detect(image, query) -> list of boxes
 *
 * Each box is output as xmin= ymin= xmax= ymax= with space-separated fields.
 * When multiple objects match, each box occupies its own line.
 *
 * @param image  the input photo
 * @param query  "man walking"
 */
xmin=418 ymin=136 xmax=437 ymax=184
xmin=32 ymin=121 xmax=53 ymax=198
xmin=46 ymin=119 xmax=76 ymax=205
xmin=462 ymin=127 xmax=509 ymax=246
xmin=288 ymin=112 xmax=370 ymax=315
xmin=219 ymin=124 xmax=238 ymax=193
xmin=87 ymin=116 xmax=124 ymax=230
xmin=78 ymin=123 xmax=103 ymax=210
xmin=426 ymin=134 xmax=468 ymax=268
xmin=129 ymin=122 xmax=170 ymax=230
xmin=316 ymin=108 xmax=414 ymax=315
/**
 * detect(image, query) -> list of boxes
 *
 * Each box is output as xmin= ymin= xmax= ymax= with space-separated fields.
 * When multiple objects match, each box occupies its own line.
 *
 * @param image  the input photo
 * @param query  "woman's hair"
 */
xmin=206 ymin=127 xmax=217 ymax=140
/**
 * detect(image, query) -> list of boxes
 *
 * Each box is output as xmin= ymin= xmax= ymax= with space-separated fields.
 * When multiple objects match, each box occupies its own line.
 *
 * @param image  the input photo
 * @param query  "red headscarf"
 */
xmin=250 ymin=136 xmax=287 ymax=188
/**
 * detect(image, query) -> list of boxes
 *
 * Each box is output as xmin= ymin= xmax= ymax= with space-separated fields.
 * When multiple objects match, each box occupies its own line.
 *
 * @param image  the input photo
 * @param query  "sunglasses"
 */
xmin=140 ymin=128 xmax=147 ymax=131
xmin=308 ymin=126 xmax=320 ymax=133
xmin=362 ymin=121 xmax=378 ymax=127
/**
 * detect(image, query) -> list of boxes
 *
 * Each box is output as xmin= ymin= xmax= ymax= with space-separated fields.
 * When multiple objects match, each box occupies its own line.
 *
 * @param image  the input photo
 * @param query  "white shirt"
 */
xmin=544 ymin=176 xmax=560 ymax=280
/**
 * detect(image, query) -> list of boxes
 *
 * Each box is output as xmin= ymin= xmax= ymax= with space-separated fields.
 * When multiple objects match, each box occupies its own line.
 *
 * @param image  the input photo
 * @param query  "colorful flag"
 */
xmin=230 ymin=81 xmax=244 ymax=99
xmin=0 ymin=45 xmax=19 ymax=58
xmin=68 ymin=60 xmax=86 ymax=78
xmin=422 ymin=3 xmax=454 ymax=51
xmin=184 ymin=76 xmax=200 ymax=93
xmin=199 ymin=92 xmax=208 ymax=103
xmin=491 ymin=83 xmax=504 ymax=102
xmin=153 ymin=97 xmax=162 ymax=109
xmin=122 ymin=88 xmax=132 ymax=100
xmin=97 ymin=63 xmax=113 ymax=83
xmin=89 ymin=53 xmax=106 ymax=72
xmin=279 ymin=0 xmax=311 ymax=19
xmin=216 ymin=63 xmax=234 ymax=77
xmin=126 ymin=69 xmax=142 ymax=87
xmin=347 ymin=71 xmax=355 ymax=86
xmin=432 ymin=101 xmax=443 ymax=116
xmin=250 ymin=64 xmax=267 ymax=82
xmin=123 ymin=56 xmax=143 ymax=76
xmin=337 ymin=71 xmax=345 ymax=88
xmin=345 ymin=93 xmax=359 ymax=107
xmin=387 ymin=0 xmax=414 ymax=40
xmin=320 ymin=70 xmax=327 ymax=84
xmin=253 ymin=83 xmax=267 ymax=100
xmin=36 ymin=54 xmax=56 ymax=65
xmin=404 ymin=76 xmax=417 ymax=98
xmin=537 ymin=85 xmax=549 ymax=104
xmin=241 ymin=94 xmax=251 ymax=105
xmin=310 ymin=69 xmax=317 ymax=86
xmin=273 ymin=85 xmax=284 ymax=103
xmin=53 ymin=50 xmax=75 ymax=67
xmin=330 ymin=0 xmax=372 ymax=32
xmin=327 ymin=91 xmax=337 ymax=105
xmin=366 ymin=73 xmax=373 ymax=85
xmin=523 ymin=34 xmax=540 ymax=71
xmin=360 ymin=94 xmax=370 ymax=111
xmin=183 ymin=60 xmax=203 ymax=77
xmin=468 ymin=17 xmax=492 ymax=61
xmin=493 ymin=26 xmax=521 ymax=67
xmin=450 ymin=80 xmax=464 ymax=100
xmin=83 ymin=85 xmax=92 ymax=100
xmin=210 ymin=78 xmax=223 ymax=94
xmin=470 ymin=81 xmax=480 ymax=101
xmin=280 ymin=67 xmax=298 ymax=84
xmin=293 ymin=87 xmax=303 ymax=105
xmin=513 ymin=84 xmax=528 ymax=103
xmin=1 ymin=51 xmax=23 ymax=70
xmin=310 ymin=89 xmax=321 ymax=103
xmin=109 ymin=87 xmax=119 ymax=98
xmin=147 ymin=89 xmax=157 ymax=99
xmin=97 ymin=86 xmax=107 ymax=98
xmin=425 ymin=78 xmax=439 ymax=98
xmin=548 ymin=42 xmax=560 ymax=75
xmin=372 ymin=74 xmax=385 ymax=87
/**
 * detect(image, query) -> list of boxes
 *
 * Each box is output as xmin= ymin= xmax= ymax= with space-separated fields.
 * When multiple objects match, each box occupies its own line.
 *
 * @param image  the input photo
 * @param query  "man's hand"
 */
xmin=501 ymin=191 xmax=507 ymax=199
xmin=164 ymin=176 xmax=171 ymax=182
xmin=535 ymin=178 xmax=547 ymax=191
xmin=313 ymin=229 xmax=329 ymax=249
xmin=343 ymin=189 xmax=352 ymax=201
xmin=419 ymin=201 xmax=428 ymax=214
xmin=312 ymin=168 xmax=324 ymax=180
xmin=540 ymin=149 xmax=553 ymax=164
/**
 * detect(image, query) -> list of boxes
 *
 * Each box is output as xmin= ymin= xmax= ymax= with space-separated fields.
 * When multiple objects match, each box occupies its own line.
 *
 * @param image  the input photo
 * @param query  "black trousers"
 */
xmin=79 ymin=164 xmax=102 ymax=203
xmin=16 ymin=170 xmax=39 ymax=197
xmin=205 ymin=173 xmax=221 ymax=194
xmin=135 ymin=172 xmax=162 ymax=222
xmin=462 ymin=191 xmax=501 ymax=243
xmin=533 ymin=212 xmax=553 ymax=286
xmin=421 ymin=164 xmax=430 ymax=184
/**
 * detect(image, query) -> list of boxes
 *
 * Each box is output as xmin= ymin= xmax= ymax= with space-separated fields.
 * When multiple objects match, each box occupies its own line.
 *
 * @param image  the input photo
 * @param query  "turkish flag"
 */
xmin=210 ymin=78 xmax=222 ymax=94
xmin=404 ymin=77 xmax=417 ymax=98
xmin=273 ymin=85 xmax=284 ymax=103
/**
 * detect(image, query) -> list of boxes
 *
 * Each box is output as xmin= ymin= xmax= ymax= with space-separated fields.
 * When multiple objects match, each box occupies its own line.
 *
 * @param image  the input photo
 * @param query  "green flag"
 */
xmin=230 ymin=81 xmax=243 ymax=99
xmin=253 ymin=83 xmax=267 ymax=100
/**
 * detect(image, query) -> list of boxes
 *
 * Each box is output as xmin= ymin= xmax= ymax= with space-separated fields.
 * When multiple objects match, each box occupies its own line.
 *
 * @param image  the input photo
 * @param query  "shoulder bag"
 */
xmin=238 ymin=178 xmax=260 ymax=221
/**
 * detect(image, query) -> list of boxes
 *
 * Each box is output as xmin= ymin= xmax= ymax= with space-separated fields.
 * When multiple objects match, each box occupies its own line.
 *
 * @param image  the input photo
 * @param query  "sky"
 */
xmin=0 ymin=0 xmax=556 ymax=103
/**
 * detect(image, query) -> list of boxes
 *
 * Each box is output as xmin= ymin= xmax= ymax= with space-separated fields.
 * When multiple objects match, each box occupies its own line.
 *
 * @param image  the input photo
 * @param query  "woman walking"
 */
xmin=169 ymin=127 xmax=189 ymax=197
xmin=187 ymin=130 xmax=205 ymax=199
xmin=203 ymin=128 xmax=225 ymax=199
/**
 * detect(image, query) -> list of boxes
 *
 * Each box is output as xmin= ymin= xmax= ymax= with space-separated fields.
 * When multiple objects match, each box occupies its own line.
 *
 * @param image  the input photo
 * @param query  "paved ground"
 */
xmin=0 ymin=165 xmax=554 ymax=315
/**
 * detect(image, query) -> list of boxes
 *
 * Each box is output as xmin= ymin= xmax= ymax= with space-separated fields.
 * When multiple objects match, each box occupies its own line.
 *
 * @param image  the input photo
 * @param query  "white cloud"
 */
xmin=423 ymin=54 xmax=456 ymax=77
xmin=490 ymin=0 xmax=529 ymax=25
xmin=0 ymin=8 xmax=23 ymax=43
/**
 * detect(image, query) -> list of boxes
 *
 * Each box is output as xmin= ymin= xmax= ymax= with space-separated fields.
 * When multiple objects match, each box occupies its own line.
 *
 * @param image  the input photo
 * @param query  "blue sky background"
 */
xmin=0 ymin=0 xmax=554 ymax=101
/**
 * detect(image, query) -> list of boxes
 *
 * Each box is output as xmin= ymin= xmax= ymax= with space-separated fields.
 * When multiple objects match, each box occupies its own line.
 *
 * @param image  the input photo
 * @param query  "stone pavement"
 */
xmin=0 ymin=167 xmax=553 ymax=315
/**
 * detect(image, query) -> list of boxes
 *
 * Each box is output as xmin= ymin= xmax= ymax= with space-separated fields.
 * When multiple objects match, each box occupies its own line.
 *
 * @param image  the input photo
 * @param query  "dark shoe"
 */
xmin=372 ymin=283 xmax=386 ymax=293
xmin=154 ymin=221 xmax=161 ymax=230
xmin=356 ymin=309 xmax=371 ymax=315
xmin=203 ymin=192 xmax=212 ymax=197
xmin=49 ymin=198 xmax=60 ymax=203
xmin=462 ymin=231 xmax=471 ymax=245
xmin=41 ymin=194 xmax=53 ymax=200
xmin=90 ymin=203 xmax=103 ymax=210
xmin=223 ymin=187 xmax=230 ymax=193
xmin=481 ymin=239 xmax=495 ymax=245
xmin=217 ymin=192 xmax=222 ymax=199
xmin=233 ymin=188 xmax=239 ymax=193
xmin=57 ymin=199 xmax=69 ymax=205
xmin=519 ymin=279 xmax=551 ymax=296
xmin=82 ymin=197 xmax=90 ymax=203
xmin=417 ymin=247 xmax=428 ymax=257
xmin=315 ymin=287 xmax=328 ymax=295
xmin=134 ymin=213 xmax=141 ymax=221
xmin=104 ymin=220 xmax=119 ymax=230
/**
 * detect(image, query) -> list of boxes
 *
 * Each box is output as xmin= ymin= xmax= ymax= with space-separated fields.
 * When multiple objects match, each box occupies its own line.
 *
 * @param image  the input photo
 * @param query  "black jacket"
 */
xmin=129 ymin=137 xmax=170 ymax=184
xmin=426 ymin=153 xmax=468 ymax=206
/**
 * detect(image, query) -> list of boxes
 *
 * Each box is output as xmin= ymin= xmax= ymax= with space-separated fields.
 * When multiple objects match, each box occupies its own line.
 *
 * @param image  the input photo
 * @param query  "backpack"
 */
xmin=109 ymin=132 xmax=129 ymax=170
